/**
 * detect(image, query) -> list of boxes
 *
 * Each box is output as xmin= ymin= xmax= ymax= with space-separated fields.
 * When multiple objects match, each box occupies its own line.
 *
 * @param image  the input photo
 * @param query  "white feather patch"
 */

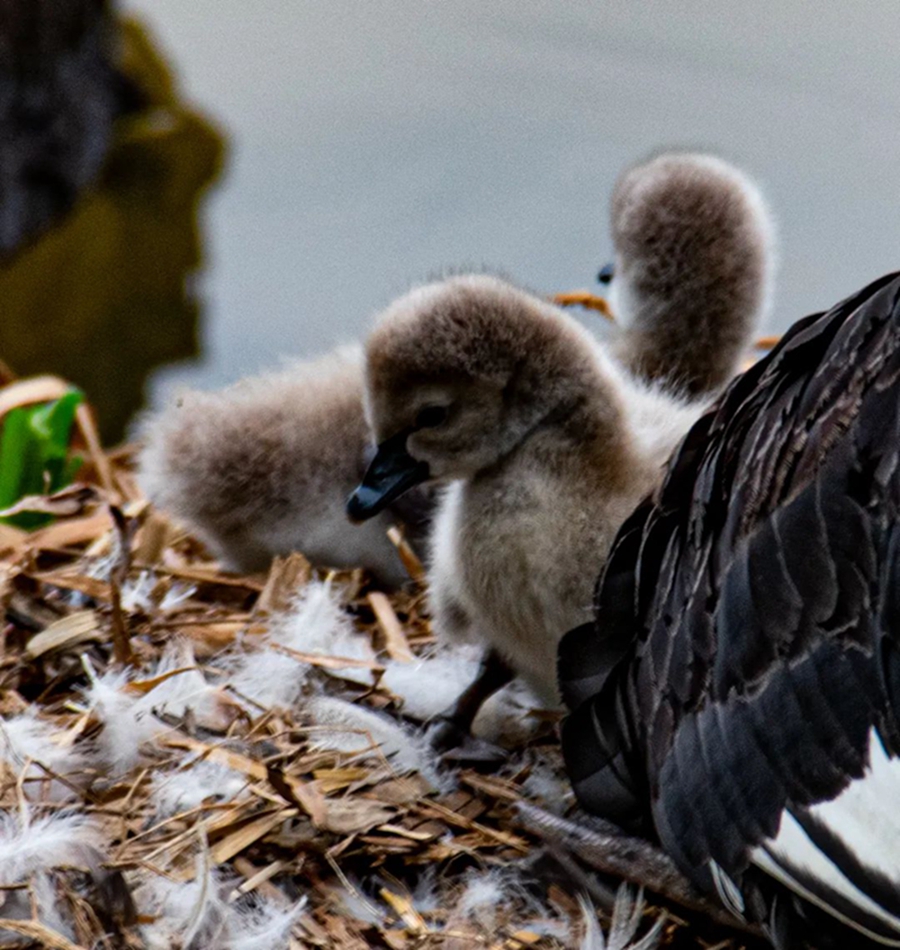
xmin=0 ymin=808 xmax=105 ymax=942
xmin=151 ymin=758 xmax=248 ymax=817
xmin=81 ymin=644 xmax=228 ymax=772
xmin=809 ymin=731 xmax=900 ymax=883
xmin=229 ymin=581 xmax=375 ymax=709
xmin=159 ymin=581 xmax=197 ymax=612
xmin=0 ymin=710 xmax=83 ymax=778
xmin=81 ymin=662 xmax=161 ymax=771
xmin=578 ymin=886 xmax=663 ymax=950
xmin=381 ymin=643 xmax=543 ymax=745
xmin=330 ymin=879 xmax=387 ymax=927
xmin=306 ymin=696 xmax=440 ymax=786
xmin=708 ymin=858 xmax=745 ymax=917
xmin=0 ymin=809 xmax=101 ymax=882
xmin=120 ymin=570 xmax=158 ymax=613
xmin=380 ymin=646 xmax=483 ymax=720
xmin=451 ymin=864 xmax=571 ymax=939
xmin=751 ymin=727 xmax=900 ymax=943
xmin=137 ymin=855 xmax=304 ymax=950
xmin=451 ymin=866 xmax=538 ymax=932
xmin=456 ymin=870 xmax=509 ymax=926
xmin=519 ymin=760 xmax=575 ymax=814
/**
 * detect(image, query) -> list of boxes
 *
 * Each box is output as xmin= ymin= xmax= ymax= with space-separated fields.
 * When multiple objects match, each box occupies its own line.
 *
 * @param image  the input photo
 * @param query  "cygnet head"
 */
xmin=348 ymin=274 xmax=626 ymax=520
xmin=608 ymin=151 xmax=775 ymax=397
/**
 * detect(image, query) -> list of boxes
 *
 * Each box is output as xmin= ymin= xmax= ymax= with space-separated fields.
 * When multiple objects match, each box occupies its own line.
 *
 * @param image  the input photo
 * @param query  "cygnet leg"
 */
xmin=428 ymin=648 xmax=513 ymax=761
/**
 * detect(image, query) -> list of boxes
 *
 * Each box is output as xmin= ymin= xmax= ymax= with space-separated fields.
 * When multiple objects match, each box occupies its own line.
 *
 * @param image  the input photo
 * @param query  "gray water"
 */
xmin=126 ymin=0 xmax=900 ymax=403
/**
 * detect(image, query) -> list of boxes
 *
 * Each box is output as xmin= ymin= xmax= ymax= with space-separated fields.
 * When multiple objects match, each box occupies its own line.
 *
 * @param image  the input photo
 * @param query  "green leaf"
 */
xmin=0 ymin=387 xmax=85 ymax=529
xmin=31 ymin=389 xmax=83 ymax=452
xmin=63 ymin=454 xmax=85 ymax=486
xmin=30 ymin=389 xmax=83 ymax=493
xmin=0 ymin=407 xmax=32 ymax=508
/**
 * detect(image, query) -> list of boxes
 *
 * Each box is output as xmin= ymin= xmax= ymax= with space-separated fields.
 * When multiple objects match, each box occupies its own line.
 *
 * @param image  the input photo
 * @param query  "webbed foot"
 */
xmin=426 ymin=715 xmax=508 ymax=766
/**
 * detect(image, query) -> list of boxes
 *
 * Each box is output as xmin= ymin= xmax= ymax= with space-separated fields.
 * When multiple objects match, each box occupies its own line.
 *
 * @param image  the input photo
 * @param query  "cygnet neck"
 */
xmin=492 ymin=351 xmax=640 ymax=490
xmin=614 ymin=285 xmax=761 ymax=398
xmin=609 ymin=152 xmax=773 ymax=398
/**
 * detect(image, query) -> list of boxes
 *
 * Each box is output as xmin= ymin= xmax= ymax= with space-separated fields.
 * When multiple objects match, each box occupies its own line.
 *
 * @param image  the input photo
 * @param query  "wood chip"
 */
xmin=161 ymin=736 xmax=268 ymax=782
xmin=146 ymin=563 xmax=266 ymax=591
xmin=417 ymin=800 xmax=529 ymax=852
xmin=0 ymin=918 xmax=86 ymax=950
xmin=75 ymin=402 xmax=115 ymax=496
xmin=320 ymin=799 xmax=394 ymax=835
xmin=28 ymin=510 xmax=113 ymax=550
xmin=380 ymin=887 xmax=428 ymax=934
xmin=178 ymin=621 xmax=252 ymax=654
xmin=133 ymin=511 xmax=171 ymax=564
xmin=31 ymin=570 xmax=112 ymax=602
xmin=373 ymin=824 xmax=437 ymax=842
xmin=460 ymin=770 xmax=523 ymax=803
xmin=256 ymin=553 xmax=313 ymax=614
xmin=313 ymin=767 xmax=371 ymax=793
xmin=357 ymin=836 xmax=416 ymax=855
xmin=125 ymin=665 xmax=200 ymax=694
xmin=0 ymin=523 xmax=25 ymax=556
xmin=0 ymin=484 xmax=100 ymax=520
xmin=26 ymin=609 xmax=103 ymax=658
xmin=266 ymin=767 xmax=329 ymax=826
xmin=381 ymin=931 xmax=410 ymax=950
xmin=386 ymin=526 xmax=425 ymax=583
xmin=0 ymin=374 xmax=73 ymax=417
xmin=497 ymin=931 xmax=543 ymax=948
xmin=209 ymin=809 xmax=292 ymax=865
xmin=367 ymin=592 xmax=413 ymax=662
xmin=270 ymin=642 xmax=384 ymax=673
xmin=364 ymin=774 xmax=431 ymax=805
xmin=229 ymin=858 xmax=289 ymax=903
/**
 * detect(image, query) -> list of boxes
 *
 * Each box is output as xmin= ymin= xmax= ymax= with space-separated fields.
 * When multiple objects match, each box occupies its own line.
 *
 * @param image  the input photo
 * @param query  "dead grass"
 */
xmin=0 ymin=404 xmax=759 ymax=948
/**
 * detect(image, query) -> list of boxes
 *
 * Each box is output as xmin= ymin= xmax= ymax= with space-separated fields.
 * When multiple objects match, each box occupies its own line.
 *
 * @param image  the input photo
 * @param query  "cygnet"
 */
xmin=605 ymin=152 xmax=775 ymax=397
xmin=139 ymin=346 xmax=429 ymax=586
xmin=348 ymin=274 xmax=703 ymax=745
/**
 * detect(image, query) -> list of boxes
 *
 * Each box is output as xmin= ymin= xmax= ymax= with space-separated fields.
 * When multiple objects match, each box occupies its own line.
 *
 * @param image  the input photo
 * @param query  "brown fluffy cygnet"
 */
xmin=606 ymin=152 xmax=775 ymax=397
xmin=348 ymin=274 xmax=702 ymax=722
xmin=139 ymin=346 xmax=427 ymax=586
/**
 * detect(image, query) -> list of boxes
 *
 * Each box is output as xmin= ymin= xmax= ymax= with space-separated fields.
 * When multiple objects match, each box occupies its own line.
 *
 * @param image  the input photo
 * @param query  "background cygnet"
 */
xmin=605 ymin=152 xmax=775 ymax=397
xmin=139 ymin=346 xmax=429 ymax=586
xmin=138 ymin=151 xmax=771 ymax=595
xmin=349 ymin=274 xmax=703 ymax=743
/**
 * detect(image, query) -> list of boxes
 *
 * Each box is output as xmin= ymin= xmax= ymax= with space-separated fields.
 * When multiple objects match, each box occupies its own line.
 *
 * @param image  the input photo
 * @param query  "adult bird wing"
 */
xmin=561 ymin=272 xmax=900 ymax=946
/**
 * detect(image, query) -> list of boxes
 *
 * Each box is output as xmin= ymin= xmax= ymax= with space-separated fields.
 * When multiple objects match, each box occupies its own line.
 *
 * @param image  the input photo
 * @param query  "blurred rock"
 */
xmin=0 ymin=11 xmax=224 ymax=443
xmin=0 ymin=0 xmax=139 ymax=253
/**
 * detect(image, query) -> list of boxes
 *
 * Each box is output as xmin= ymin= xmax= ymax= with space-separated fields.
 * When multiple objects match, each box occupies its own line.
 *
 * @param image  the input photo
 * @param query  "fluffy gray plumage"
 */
xmin=362 ymin=274 xmax=702 ymax=704
xmin=138 ymin=346 xmax=413 ymax=585
xmin=608 ymin=152 xmax=775 ymax=397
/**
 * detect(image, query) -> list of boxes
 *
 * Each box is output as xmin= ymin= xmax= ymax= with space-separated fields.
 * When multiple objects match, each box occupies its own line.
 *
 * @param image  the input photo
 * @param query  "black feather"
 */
xmin=561 ymin=271 xmax=900 ymax=947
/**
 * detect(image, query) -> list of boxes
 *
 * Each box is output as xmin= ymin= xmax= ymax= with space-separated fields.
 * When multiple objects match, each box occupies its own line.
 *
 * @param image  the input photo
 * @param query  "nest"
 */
xmin=0 ymin=392 xmax=758 ymax=949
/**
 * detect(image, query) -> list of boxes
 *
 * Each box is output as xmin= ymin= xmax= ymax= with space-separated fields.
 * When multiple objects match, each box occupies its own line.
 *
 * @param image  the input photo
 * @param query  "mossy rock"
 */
xmin=0 ymin=18 xmax=225 ymax=443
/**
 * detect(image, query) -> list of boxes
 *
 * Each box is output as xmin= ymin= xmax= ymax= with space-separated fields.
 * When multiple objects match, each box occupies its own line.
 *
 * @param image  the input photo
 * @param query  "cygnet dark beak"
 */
xmin=347 ymin=430 xmax=430 ymax=522
xmin=597 ymin=261 xmax=615 ymax=285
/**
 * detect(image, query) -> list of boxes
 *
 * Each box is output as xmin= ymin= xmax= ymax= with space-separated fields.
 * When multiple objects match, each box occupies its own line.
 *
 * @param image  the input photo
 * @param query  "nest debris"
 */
xmin=0 ymin=432 xmax=759 ymax=949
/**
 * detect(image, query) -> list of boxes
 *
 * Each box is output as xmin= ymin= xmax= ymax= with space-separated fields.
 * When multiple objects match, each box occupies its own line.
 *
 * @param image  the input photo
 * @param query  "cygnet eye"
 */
xmin=415 ymin=405 xmax=448 ymax=429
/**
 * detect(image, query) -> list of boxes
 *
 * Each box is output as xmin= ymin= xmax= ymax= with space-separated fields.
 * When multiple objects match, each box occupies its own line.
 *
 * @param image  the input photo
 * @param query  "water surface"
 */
xmin=123 ymin=2 xmax=900 ymax=410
